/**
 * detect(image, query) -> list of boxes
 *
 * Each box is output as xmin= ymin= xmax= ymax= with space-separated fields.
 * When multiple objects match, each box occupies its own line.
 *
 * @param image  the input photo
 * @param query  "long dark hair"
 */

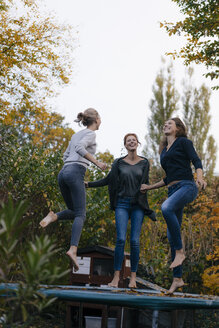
xmin=159 ymin=117 xmax=187 ymax=154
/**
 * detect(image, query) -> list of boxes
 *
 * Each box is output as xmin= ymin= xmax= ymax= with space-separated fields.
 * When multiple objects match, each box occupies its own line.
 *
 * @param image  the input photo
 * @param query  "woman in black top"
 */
xmin=87 ymin=133 xmax=155 ymax=288
xmin=141 ymin=118 xmax=207 ymax=293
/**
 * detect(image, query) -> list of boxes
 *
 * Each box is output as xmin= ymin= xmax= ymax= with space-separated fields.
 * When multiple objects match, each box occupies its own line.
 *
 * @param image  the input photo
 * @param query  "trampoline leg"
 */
xmin=79 ymin=302 xmax=83 ymax=328
xmin=152 ymin=310 xmax=159 ymax=328
xmin=101 ymin=305 xmax=108 ymax=328
xmin=120 ymin=307 xmax=124 ymax=328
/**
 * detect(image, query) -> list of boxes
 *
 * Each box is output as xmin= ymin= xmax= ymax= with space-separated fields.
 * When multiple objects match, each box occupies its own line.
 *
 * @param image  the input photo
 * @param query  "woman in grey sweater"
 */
xmin=40 ymin=108 xmax=107 ymax=271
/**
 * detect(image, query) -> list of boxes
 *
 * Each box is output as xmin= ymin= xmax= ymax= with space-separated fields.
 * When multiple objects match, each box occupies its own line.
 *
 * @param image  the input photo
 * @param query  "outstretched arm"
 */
xmin=75 ymin=132 xmax=107 ymax=170
xmin=86 ymin=173 xmax=110 ymax=188
xmin=84 ymin=152 xmax=107 ymax=171
xmin=140 ymin=179 xmax=166 ymax=193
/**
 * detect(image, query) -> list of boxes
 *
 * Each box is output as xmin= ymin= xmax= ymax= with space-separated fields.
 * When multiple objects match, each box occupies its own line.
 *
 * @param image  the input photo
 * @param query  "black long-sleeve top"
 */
xmin=88 ymin=156 xmax=156 ymax=220
xmin=160 ymin=137 xmax=203 ymax=186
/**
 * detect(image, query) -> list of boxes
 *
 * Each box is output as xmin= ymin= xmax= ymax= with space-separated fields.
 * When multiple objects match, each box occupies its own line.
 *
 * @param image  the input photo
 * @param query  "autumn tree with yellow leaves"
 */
xmin=0 ymin=0 xmax=75 ymax=147
xmin=0 ymin=0 xmax=76 ymax=231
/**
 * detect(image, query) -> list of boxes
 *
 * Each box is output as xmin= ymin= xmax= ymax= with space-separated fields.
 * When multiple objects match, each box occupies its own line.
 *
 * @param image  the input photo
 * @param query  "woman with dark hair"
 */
xmin=40 ymin=108 xmax=107 ymax=271
xmin=141 ymin=117 xmax=207 ymax=293
xmin=86 ymin=133 xmax=156 ymax=288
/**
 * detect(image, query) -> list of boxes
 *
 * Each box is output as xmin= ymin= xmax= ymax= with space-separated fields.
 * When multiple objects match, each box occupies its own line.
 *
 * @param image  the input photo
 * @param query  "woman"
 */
xmin=40 ymin=108 xmax=107 ymax=271
xmin=87 ymin=133 xmax=156 ymax=288
xmin=141 ymin=118 xmax=207 ymax=293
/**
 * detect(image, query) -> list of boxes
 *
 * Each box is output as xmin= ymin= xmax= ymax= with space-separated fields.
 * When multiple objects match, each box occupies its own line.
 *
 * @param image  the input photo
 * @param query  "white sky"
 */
xmin=43 ymin=0 xmax=219 ymax=173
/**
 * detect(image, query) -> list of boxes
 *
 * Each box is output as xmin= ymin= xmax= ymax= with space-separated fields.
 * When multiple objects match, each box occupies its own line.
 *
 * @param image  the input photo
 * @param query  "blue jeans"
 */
xmin=161 ymin=180 xmax=198 ymax=277
xmin=57 ymin=163 xmax=86 ymax=246
xmin=114 ymin=198 xmax=144 ymax=272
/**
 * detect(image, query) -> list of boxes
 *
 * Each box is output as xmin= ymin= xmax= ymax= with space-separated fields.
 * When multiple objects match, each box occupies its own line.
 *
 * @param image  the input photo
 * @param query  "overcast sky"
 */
xmin=43 ymin=0 xmax=219 ymax=173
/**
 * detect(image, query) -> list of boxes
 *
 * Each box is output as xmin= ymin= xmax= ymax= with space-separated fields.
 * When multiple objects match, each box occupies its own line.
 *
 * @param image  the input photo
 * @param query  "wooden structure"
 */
xmin=67 ymin=245 xmax=131 ymax=327
xmin=70 ymin=245 xmax=131 ymax=288
xmin=66 ymin=245 xmax=189 ymax=327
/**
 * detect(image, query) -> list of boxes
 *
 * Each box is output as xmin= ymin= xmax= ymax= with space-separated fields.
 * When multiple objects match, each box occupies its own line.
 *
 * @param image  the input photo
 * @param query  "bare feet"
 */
xmin=128 ymin=280 xmax=137 ymax=288
xmin=39 ymin=211 xmax=57 ymax=228
xmin=166 ymin=278 xmax=184 ymax=294
xmin=108 ymin=271 xmax=120 ymax=287
xmin=170 ymin=249 xmax=185 ymax=269
xmin=66 ymin=246 xmax=79 ymax=272
xmin=128 ymin=272 xmax=137 ymax=288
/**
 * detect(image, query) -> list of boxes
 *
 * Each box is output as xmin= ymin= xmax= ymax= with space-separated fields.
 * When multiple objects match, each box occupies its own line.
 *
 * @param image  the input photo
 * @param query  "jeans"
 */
xmin=57 ymin=163 xmax=86 ymax=246
xmin=114 ymin=197 xmax=144 ymax=272
xmin=161 ymin=180 xmax=198 ymax=277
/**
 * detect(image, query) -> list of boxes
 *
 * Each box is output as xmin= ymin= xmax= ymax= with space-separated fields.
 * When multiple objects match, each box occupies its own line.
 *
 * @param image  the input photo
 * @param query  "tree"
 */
xmin=0 ymin=0 xmax=13 ymax=11
xmin=81 ymin=151 xmax=116 ymax=248
xmin=144 ymin=60 xmax=179 ymax=167
xmin=140 ymin=182 xmax=219 ymax=295
xmin=2 ymin=105 xmax=74 ymax=150
xmin=182 ymin=68 xmax=217 ymax=176
xmin=161 ymin=0 xmax=219 ymax=86
xmin=0 ymin=0 xmax=75 ymax=114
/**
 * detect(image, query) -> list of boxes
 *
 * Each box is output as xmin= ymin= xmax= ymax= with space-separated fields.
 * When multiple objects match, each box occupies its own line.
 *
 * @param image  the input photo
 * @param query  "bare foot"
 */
xmin=108 ymin=271 xmax=120 ymax=287
xmin=66 ymin=250 xmax=79 ymax=272
xmin=166 ymin=278 xmax=184 ymax=294
xmin=39 ymin=211 xmax=57 ymax=228
xmin=170 ymin=249 xmax=185 ymax=269
xmin=128 ymin=272 xmax=137 ymax=288
xmin=128 ymin=279 xmax=137 ymax=288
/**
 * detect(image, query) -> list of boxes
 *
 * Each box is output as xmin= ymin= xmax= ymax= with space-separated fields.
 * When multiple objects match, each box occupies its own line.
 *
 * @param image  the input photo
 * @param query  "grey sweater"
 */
xmin=63 ymin=128 xmax=96 ymax=168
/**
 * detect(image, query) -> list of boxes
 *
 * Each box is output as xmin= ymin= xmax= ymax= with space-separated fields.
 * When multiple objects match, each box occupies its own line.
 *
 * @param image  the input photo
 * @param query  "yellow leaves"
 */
xmin=202 ymin=265 xmax=219 ymax=295
xmin=212 ymin=205 xmax=219 ymax=216
xmin=0 ymin=0 xmax=75 ymax=114
xmin=206 ymin=246 xmax=219 ymax=262
xmin=207 ymin=216 xmax=219 ymax=230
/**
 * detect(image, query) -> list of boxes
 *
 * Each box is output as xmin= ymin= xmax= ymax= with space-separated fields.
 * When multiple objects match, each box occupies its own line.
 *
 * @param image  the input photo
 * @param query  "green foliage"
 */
xmin=0 ymin=124 xmax=64 ymax=233
xmin=144 ymin=61 xmax=217 ymax=178
xmin=182 ymin=68 xmax=217 ymax=176
xmin=81 ymin=151 xmax=116 ymax=247
xmin=140 ymin=187 xmax=172 ymax=289
xmin=140 ymin=182 xmax=219 ymax=294
xmin=0 ymin=198 xmax=28 ymax=280
xmin=0 ymin=198 xmax=69 ymax=326
xmin=162 ymin=0 xmax=219 ymax=87
xmin=144 ymin=59 xmax=179 ymax=167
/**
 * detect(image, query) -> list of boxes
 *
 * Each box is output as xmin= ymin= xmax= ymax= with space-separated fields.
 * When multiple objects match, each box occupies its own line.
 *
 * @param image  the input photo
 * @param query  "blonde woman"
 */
xmin=40 ymin=108 xmax=107 ymax=271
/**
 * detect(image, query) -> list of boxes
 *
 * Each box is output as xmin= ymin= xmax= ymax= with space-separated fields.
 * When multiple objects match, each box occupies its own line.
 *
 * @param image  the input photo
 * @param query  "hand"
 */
xmin=196 ymin=178 xmax=207 ymax=190
xmin=84 ymin=181 xmax=88 ymax=188
xmin=140 ymin=184 xmax=151 ymax=193
xmin=97 ymin=161 xmax=107 ymax=171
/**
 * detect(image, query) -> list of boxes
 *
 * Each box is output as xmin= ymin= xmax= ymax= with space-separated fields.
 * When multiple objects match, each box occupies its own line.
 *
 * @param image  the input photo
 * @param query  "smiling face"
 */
xmin=163 ymin=119 xmax=178 ymax=137
xmin=124 ymin=135 xmax=138 ymax=151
